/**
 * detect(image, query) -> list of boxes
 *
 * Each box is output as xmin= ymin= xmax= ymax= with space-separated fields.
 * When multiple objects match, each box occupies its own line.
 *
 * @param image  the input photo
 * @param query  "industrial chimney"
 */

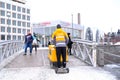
xmin=78 ymin=13 xmax=80 ymax=24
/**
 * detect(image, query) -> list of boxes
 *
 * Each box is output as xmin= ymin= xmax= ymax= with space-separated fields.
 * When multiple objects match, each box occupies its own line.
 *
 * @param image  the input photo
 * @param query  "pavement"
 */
xmin=0 ymin=47 xmax=118 ymax=80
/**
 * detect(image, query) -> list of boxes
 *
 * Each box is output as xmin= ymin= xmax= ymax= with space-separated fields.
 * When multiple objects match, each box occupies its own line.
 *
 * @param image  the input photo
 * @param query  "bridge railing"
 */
xmin=72 ymin=39 xmax=120 ymax=67
xmin=0 ymin=40 xmax=24 ymax=64
xmin=97 ymin=45 xmax=120 ymax=66
xmin=71 ymin=39 xmax=97 ymax=67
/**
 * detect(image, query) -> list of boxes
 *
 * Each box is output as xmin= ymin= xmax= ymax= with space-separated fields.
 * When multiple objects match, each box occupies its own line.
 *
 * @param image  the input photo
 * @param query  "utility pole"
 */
xmin=71 ymin=14 xmax=73 ymax=38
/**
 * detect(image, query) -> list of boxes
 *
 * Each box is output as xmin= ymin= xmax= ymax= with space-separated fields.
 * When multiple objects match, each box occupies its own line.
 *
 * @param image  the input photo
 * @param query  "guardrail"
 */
xmin=72 ymin=39 xmax=120 ymax=67
xmin=71 ymin=39 xmax=97 ymax=67
xmin=1 ymin=39 xmax=119 ymax=67
xmin=97 ymin=45 xmax=120 ymax=66
xmin=0 ymin=40 xmax=24 ymax=63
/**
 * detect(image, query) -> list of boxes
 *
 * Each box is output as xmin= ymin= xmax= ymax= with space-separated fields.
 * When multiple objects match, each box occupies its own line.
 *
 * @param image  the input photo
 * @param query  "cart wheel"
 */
xmin=55 ymin=68 xmax=58 ymax=73
xmin=66 ymin=68 xmax=69 ymax=73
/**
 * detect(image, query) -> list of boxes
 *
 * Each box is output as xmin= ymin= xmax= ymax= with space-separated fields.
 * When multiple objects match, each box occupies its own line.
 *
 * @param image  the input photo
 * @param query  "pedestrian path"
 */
xmin=0 ymin=47 xmax=117 ymax=80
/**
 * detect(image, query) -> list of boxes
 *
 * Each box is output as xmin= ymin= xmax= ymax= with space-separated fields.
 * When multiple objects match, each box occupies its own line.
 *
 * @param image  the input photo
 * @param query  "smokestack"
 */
xmin=78 ymin=13 xmax=80 ymax=24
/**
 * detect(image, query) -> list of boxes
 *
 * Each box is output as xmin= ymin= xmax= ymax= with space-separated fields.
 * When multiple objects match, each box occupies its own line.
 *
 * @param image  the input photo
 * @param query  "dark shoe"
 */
xmin=23 ymin=54 xmax=26 ymax=55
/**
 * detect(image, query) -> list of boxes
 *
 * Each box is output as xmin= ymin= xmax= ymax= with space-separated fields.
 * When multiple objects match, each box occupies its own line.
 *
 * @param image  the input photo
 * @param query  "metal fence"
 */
xmin=71 ymin=39 xmax=97 ymax=67
xmin=72 ymin=39 xmax=120 ymax=67
xmin=0 ymin=40 xmax=24 ymax=63
xmin=97 ymin=45 xmax=120 ymax=66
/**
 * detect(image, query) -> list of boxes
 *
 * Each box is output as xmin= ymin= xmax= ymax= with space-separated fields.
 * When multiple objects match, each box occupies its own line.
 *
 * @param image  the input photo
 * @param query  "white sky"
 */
xmin=26 ymin=0 xmax=120 ymax=33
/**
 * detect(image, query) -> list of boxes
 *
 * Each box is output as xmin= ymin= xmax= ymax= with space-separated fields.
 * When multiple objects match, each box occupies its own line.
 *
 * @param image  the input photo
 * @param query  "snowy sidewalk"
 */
xmin=0 ymin=47 xmax=117 ymax=80
xmin=0 ymin=66 xmax=117 ymax=80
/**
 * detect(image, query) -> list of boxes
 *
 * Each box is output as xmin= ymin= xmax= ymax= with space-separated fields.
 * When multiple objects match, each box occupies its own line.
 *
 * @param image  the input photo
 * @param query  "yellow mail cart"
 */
xmin=48 ymin=44 xmax=68 ymax=68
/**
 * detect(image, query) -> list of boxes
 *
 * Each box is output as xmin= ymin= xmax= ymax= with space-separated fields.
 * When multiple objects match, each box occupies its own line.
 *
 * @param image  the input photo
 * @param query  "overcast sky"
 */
xmin=26 ymin=0 xmax=120 ymax=33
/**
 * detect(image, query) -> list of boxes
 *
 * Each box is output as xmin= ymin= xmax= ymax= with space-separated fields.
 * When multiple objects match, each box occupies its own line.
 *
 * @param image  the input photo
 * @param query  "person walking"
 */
xmin=32 ymin=33 xmax=40 ymax=53
xmin=67 ymin=33 xmax=73 ymax=55
xmin=24 ymin=32 xmax=34 ymax=55
xmin=52 ymin=24 xmax=68 ymax=69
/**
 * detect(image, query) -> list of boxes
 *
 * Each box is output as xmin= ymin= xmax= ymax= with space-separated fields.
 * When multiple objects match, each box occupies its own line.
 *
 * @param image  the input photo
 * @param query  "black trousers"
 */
xmin=68 ymin=47 xmax=72 ymax=55
xmin=56 ymin=47 xmax=66 ymax=68
xmin=32 ymin=45 xmax=37 ymax=52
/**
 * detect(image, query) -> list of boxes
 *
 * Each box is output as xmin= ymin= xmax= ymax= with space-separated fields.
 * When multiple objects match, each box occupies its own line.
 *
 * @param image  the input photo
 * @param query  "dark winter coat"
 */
xmin=67 ymin=36 xmax=73 ymax=48
xmin=25 ymin=34 xmax=33 ymax=44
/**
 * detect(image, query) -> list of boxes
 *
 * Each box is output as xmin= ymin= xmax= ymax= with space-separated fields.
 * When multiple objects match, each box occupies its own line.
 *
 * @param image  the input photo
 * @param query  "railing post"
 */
xmin=92 ymin=42 xmax=97 ymax=67
xmin=97 ymin=48 xmax=104 ymax=67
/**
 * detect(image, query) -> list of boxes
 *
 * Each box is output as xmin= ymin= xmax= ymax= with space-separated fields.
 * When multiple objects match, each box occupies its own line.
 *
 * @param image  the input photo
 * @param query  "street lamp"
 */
xmin=7 ymin=12 xmax=11 ymax=40
xmin=71 ymin=14 xmax=73 ymax=38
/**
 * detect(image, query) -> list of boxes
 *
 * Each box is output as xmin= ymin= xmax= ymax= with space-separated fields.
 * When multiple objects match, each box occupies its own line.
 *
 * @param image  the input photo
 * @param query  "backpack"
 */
xmin=32 ymin=38 xmax=37 ymax=45
xmin=32 ymin=35 xmax=38 ymax=45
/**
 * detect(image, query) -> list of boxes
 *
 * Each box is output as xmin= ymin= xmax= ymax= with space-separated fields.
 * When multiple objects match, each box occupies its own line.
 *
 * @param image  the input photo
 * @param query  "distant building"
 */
xmin=104 ymin=31 xmax=120 ymax=45
xmin=32 ymin=20 xmax=84 ymax=46
xmin=0 ymin=0 xmax=31 ymax=40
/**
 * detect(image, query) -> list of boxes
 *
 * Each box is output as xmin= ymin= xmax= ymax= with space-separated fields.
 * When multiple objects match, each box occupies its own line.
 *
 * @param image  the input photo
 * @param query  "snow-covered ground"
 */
xmin=0 ymin=66 xmax=117 ymax=80
xmin=0 ymin=47 xmax=118 ymax=80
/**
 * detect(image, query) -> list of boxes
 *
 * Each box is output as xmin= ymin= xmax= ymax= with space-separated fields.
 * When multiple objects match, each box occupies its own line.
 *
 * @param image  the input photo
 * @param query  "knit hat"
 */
xmin=57 ymin=24 xmax=61 ymax=29
xmin=67 ymin=33 xmax=70 ymax=35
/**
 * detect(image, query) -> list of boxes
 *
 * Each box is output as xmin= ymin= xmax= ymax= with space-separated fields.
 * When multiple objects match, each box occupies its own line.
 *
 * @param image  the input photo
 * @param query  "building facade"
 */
xmin=32 ymin=20 xmax=84 ymax=46
xmin=0 ymin=0 xmax=31 ymax=40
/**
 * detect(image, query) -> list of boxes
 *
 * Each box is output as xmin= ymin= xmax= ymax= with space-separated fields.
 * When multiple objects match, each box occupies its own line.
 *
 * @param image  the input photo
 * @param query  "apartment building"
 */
xmin=0 ymin=0 xmax=31 ymax=40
